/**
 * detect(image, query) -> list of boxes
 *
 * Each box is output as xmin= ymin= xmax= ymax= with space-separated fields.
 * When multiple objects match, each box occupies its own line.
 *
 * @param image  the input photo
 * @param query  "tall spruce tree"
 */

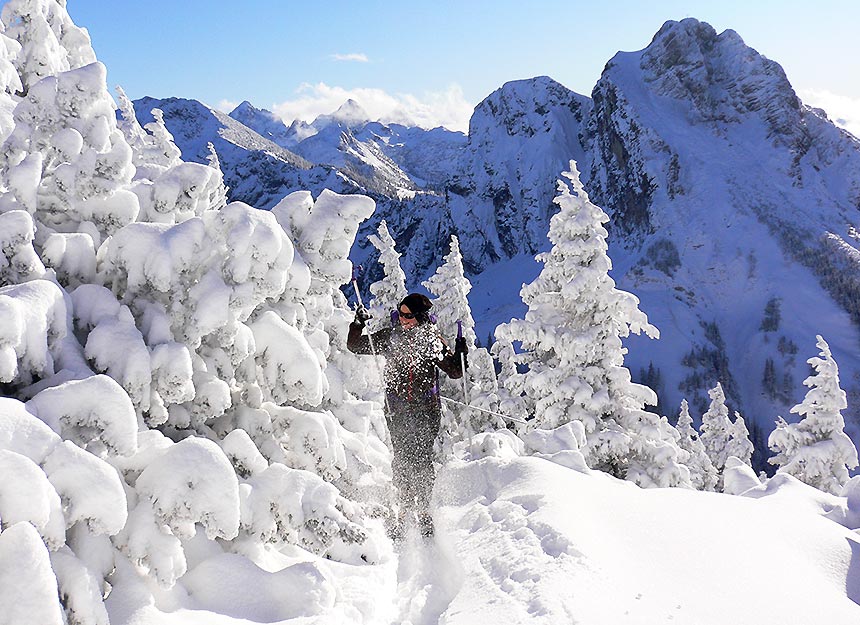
xmin=495 ymin=161 xmax=690 ymax=488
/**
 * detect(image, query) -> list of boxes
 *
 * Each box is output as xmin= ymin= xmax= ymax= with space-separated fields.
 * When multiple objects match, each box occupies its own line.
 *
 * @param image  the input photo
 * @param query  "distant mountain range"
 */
xmin=130 ymin=18 xmax=860 ymax=465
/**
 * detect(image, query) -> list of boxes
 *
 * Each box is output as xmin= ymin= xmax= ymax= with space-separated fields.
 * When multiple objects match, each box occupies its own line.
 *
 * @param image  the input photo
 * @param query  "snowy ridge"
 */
xmin=228 ymin=100 xmax=293 ymax=147
xmin=434 ymin=455 xmax=860 ymax=624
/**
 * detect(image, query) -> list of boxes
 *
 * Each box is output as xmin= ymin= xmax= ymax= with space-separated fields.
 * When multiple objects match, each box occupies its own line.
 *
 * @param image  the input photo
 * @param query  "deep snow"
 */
xmin=95 ymin=453 xmax=860 ymax=625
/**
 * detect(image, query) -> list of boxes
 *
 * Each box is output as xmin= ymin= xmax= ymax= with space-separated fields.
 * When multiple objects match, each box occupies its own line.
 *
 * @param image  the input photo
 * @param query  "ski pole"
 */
xmin=439 ymin=396 xmax=528 ymax=425
xmin=457 ymin=320 xmax=473 ymax=449
xmin=351 ymin=266 xmax=389 ymax=415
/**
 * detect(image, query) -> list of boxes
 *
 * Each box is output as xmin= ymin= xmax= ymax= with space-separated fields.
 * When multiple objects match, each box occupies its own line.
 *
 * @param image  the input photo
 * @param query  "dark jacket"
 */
xmin=347 ymin=322 xmax=463 ymax=407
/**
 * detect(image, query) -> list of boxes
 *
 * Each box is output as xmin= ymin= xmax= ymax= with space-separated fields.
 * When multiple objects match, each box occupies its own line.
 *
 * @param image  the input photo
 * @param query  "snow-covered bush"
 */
xmin=0 ymin=279 xmax=68 ymax=385
xmin=1 ymin=62 xmax=137 ymax=245
xmin=0 ymin=397 xmax=128 ymax=624
xmin=0 ymin=4 xmax=393 ymax=618
xmin=240 ymin=462 xmax=379 ymax=564
xmin=0 ymin=522 xmax=64 ymax=625
xmin=0 ymin=210 xmax=45 ymax=285
xmin=0 ymin=0 xmax=95 ymax=95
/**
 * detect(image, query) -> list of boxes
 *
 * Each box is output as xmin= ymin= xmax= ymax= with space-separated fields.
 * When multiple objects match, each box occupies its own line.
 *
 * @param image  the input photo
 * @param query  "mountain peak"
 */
xmin=633 ymin=17 xmax=799 ymax=136
xmin=323 ymin=99 xmax=370 ymax=127
xmin=231 ymin=100 xmax=257 ymax=115
xmin=469 ymin=76 xmax=589 ymax=138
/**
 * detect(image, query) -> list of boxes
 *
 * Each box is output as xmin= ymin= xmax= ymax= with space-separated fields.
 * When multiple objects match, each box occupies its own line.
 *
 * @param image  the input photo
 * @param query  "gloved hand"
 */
xmin=354 ymin=305 xmax=372 ymax=327
xmin=454 ymin=336 xmax=468 ymax=355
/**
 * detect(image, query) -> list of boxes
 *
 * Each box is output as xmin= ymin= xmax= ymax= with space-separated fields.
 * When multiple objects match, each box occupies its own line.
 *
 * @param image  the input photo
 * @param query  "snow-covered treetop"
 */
xmin=769 ymin=335 xmax=859 ymax=494
xmin=1 ymin=0 xmax=96 ymax=93
xmin=367 ymin=219 xmax=407 ymax=326
xmin=423 ymin=234 xmax=476 ymax=346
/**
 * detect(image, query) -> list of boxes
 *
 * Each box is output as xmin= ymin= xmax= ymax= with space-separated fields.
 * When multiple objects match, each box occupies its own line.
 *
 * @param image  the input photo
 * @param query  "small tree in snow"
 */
xmin=727 ymin=410 xmax=754 ymax=468
xmin=495 ymin=162 xmax=689 ymax=487
xmin=366 ymin=219 xmax=406 ymax=331
xmin=676 ymin=399 xmax=718 ymax=491
xmin=699 ymin=382 xmax=733 ymax=486
xmin=768 ymin=335 xmax=859 ymax=494
xmin=424 ymin=234 xmax=502 ymax=452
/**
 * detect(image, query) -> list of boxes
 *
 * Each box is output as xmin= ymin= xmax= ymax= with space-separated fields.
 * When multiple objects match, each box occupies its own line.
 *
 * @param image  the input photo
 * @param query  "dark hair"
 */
xmin=399 ymin=293 xmax=433 ymax=323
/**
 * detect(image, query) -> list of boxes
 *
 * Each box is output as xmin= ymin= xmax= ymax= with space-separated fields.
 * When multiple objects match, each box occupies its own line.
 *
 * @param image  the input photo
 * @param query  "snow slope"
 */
xmin=100 ymin=454 xmax=860 ymax=625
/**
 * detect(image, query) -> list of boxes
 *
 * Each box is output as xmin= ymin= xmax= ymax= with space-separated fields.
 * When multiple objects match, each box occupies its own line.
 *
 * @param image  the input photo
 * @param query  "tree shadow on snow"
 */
xmin=847 ymin=537 xmax=860 ymax=606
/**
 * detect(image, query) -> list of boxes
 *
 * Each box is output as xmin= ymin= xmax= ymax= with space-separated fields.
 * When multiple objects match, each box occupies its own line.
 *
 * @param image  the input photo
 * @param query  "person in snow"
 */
xmin=348 ymin=292 xmax=468 ymax=538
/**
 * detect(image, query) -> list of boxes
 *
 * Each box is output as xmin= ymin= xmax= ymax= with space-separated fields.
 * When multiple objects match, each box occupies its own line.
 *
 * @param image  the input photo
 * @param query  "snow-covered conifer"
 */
xmin=205 ymin=141 xmax=229 ymax=209
xmin=495 ymin=162 xmax=689 ymax=487
xmin=699 ymin=382 xmax=737 ymax=489
xmin=367 ymin=219 xmax=407 ymax=330
xmin=675 ymin=398 xmax=718 ymax=491
xmin=768 ymin=335 xmax=859 ymax=494
xmin=491 ymin=335 xmax=529 ymax=423
xmin=727 ymin=410 xmax=754 ymax=468
xmin=424 ymin=234 xmax=503 ymax=451
xmin=423 ymin=235 xmax=475 ymax=345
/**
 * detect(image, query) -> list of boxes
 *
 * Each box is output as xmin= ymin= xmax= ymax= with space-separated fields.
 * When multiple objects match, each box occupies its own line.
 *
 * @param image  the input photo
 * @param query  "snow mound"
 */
xmin=434 ymin=456 xmax=860 ymax=624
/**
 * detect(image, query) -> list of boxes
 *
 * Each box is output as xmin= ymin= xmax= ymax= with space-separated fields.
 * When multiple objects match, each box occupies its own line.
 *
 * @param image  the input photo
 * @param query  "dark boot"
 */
xmin=417 ymin=512 xmax=434 ymax=537
xmin=386 ymin=506 xmax=409 ymax=542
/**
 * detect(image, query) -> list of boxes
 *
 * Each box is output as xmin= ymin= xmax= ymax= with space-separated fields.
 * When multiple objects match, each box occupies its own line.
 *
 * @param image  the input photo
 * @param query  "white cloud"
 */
xmin=271 ymin=82 xmax=474 ymax=133
xmin=215 ymin=99 xmax=239 ymax=114
xmin=798 ymin=88 xmax=860 ymax=138
xmin=329 ymin=53 xmax=369 ymax=63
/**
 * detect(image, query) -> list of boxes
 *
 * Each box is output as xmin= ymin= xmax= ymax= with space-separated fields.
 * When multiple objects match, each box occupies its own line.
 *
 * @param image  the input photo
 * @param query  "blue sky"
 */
xmin=9 ymin=0 xmax=860 ymax=132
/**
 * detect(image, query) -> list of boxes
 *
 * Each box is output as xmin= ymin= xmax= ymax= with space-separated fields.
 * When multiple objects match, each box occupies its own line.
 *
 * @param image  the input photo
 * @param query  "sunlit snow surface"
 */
xmin=104 ymin=455 xmax=860 ymax=625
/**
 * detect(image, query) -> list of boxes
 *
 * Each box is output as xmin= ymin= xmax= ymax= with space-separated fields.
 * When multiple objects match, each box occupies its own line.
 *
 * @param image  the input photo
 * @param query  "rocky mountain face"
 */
xmin=134 ymin=18 xmax=860 ymax=460
xmin=228 ymin=100 xmax=293 ymax=147
xmin=585 ymin=18 xmax=860 ymax=457
xmin=448 ymin=76 xmax=592 ymax=273
xmin=228 ymin=98 xmax=466 ymax=199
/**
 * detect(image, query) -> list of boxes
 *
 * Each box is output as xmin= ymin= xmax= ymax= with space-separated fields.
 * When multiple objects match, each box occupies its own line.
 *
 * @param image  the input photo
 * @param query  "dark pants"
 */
xmin=386 ymin=395 xmax=441 ymax=519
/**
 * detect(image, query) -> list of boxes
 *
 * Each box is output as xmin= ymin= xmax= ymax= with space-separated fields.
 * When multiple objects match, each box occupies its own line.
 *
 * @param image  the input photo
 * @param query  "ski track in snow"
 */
xmin=437 ymin=491 xmax=589 ymax=624
xmin=391 ymin=527 xmax=459 ymax=625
